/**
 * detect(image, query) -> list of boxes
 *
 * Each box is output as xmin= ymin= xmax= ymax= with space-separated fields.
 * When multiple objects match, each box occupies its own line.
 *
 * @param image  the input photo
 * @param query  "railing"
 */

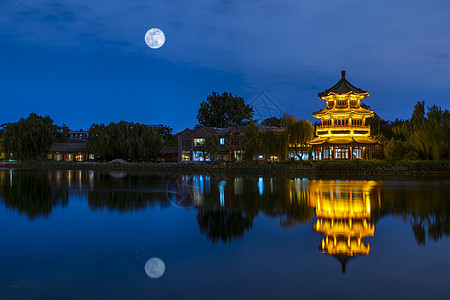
xmin=316 ymin=125 xmax=370 ymax=131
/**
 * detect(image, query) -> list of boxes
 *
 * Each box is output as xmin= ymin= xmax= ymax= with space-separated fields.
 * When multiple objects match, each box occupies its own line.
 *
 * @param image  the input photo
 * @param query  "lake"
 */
xmin=0 ymin=170 xmax=449 ymax=299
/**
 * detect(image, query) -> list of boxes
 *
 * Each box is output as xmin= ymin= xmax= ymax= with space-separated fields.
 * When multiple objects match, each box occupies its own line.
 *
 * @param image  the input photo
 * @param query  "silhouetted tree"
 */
xmin=197 ymin=91 xmax=254 ymax=127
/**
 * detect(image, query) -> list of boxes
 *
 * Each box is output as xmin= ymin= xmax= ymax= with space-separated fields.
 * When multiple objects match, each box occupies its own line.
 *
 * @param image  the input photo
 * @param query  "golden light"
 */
xmin=309 ymin=180 xmax=377 ymax=269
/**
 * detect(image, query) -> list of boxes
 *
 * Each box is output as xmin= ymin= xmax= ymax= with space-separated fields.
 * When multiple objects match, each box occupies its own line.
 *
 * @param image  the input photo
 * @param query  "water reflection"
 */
xmin=0 ymin=170 xmax=69 ymax=219
xmin=0 ymin=171 xmax=449 ymax=257
xmin=309 ymin=180 xmax=378 ymax=273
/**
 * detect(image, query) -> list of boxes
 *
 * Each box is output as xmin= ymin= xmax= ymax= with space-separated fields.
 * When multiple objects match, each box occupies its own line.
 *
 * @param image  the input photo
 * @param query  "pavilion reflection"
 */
xmin=307 ymin=180 xmax=379 ymax=273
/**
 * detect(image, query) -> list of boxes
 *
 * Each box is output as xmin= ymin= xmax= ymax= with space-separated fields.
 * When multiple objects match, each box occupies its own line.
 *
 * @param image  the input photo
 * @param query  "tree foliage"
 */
xmin=261 ymin=116 xmax=281 ymax=127
xmin=2 ymin=113 xmax=65 ymax=161
xmin=240 ymin=122 xmax=287 ymax=162
xmin=156 ymin=125 xmax=177 ymax=147
xmin=393 ymin=101 xmax=450 ymax=160
xmin=87 ymin=121 xmax=163 ymax=161
xmin=241 ymin=123 xmax=261 ymax=162
xmin=287 ymin=119 xmax=314 ymax=161
xmin=384 ymin=138 xmax=406 ymax=162
xmin=197 ymin=91 xmax=254 ymax=127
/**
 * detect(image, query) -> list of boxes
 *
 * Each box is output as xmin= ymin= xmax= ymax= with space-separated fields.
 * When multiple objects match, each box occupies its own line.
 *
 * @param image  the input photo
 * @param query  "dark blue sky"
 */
xmin=1 ymin=0 xmax=449 ymax=133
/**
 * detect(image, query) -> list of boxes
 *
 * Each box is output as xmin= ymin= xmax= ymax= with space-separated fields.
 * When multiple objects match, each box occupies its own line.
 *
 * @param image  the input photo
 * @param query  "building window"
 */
xmin=220 ymin=138 xmax=225 ymax=145
xmin=323 ymin=147 xmax=331 ymax=159
xmin=289 ymin=151 xmax=309 ymax=161
xmin=181 ymin=139 xmax=191 ymax=148
xmin=193 ymin=138 xmax=205 ymax=147
xmin=193 ymin=151 xmax=210 ymax=162
xmin=75 ymin=154 xmax=84 ymax=161
xmin=181 ymin=151 xmax=190 ymax=162
xmin=88 ymin=154 xmax=95 ymax=160
xmin=312 ymin=150 xmax=322 ymax=160
xmin=352 ymin=147 xmax=362 ymax=159
xmin=234 ymin=150 xmax=243 ymax=162
xmin=66 ymin=154 xmax=73 ymax=161
xmin=334 ymin=148 xmax=349 ymax=159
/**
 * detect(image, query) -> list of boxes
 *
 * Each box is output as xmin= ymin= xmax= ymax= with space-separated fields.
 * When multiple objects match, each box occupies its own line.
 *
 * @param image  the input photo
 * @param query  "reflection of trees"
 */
xmin=0 ymin=171 xmax=68 ymax=220
xmin=196 ymin=210 xmax=254 ymax=244
xmin=181 ymin=176 xmax=314 ymax=244
xmin=259 ymin=179 xmax=315 ymax=228
xmin=378 ymin=182 xmax=450 ymax=245
xmin=88 ymin=173 xmax=170 ymax=212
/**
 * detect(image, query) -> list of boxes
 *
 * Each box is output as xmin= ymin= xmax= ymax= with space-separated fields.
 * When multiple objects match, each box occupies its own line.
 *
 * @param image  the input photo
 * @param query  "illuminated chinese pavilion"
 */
xmin=309 ymin=71 xmax=377 ymax=160
xmin=308 ymin=180 xmax=377 ymax=273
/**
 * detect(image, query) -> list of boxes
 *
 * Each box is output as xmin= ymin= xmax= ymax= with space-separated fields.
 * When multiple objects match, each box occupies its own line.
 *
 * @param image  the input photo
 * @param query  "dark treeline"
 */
xmin=0 ymin=113 xmax=176 ymax=162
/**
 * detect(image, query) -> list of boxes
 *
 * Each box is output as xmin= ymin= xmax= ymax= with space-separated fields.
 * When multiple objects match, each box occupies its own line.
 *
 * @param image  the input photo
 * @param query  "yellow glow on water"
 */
xmin=310 ymin=180 xmax=378 ymax=261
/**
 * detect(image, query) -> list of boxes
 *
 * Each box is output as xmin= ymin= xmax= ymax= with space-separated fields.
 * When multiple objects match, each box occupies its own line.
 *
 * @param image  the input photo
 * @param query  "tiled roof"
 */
xmin=49 ymin=143 xmax=87 ymax=152
xmin=318 ymin=71 xmax=368 ymax=98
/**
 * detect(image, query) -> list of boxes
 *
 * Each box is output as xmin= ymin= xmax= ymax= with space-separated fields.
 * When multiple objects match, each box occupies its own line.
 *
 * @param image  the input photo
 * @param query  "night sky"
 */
xmin=1 ymin=0 xmax=449 ymax=133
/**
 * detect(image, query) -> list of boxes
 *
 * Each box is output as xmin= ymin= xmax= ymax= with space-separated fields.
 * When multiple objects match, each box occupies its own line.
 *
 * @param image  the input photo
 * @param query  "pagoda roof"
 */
xmin=313 ymin=106 xmax=374 ymax=118
xmin=318 ymin=71 xmax=368 ymax=98
xmin=308 ymin=136 xmax=377 ymax=146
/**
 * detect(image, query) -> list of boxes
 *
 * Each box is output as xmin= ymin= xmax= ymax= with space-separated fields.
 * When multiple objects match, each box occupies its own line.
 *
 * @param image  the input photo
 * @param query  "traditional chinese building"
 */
xmin=309 ymin=71 xmax=377 ymax=160
xmin=308 ymin=180 xmax=378 ymax=273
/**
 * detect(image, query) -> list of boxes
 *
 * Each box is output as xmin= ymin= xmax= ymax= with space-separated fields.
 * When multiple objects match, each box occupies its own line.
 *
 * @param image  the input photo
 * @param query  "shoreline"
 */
xmin=1 ymin=160 xmax=449 ymax=177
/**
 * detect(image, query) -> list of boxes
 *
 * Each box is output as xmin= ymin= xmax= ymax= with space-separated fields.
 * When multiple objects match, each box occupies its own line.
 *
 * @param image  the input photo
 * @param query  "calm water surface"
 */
xmin=0 ymin=170 xmax=449 ymax=299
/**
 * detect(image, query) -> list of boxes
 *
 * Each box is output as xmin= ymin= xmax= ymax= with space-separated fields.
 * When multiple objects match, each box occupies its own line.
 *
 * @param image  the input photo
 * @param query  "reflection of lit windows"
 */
xmin=219 ymin=138 xmax=225 ymax=145
xmin=193 ymin=138 xmax=205 ymax=147
xmin=258 ymin=177 xmax=264 ymax=195
xmin=218 ymin=181 xmax=226 ymax=206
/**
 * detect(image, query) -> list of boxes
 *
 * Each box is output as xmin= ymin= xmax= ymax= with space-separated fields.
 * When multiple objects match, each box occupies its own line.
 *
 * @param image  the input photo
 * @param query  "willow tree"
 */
xmin=393 ymin=101 xmax=450 ymax=160
xmin=287 ymin=119 xmax=314 ymax=161
xmin=87 ymin=121 xmax=162 ymax=161
xmin=2 ymin=113 xmax=64 ymax=161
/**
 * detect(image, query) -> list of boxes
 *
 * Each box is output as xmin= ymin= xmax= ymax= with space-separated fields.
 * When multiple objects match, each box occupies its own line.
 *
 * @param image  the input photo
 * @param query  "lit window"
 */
xmin=193 ymin=138 xmax=205 ymax=147
xmin=181 ymin=151 xmax=191 ymax=162
xmin=220 ymin=138 xmax=225 ymax=145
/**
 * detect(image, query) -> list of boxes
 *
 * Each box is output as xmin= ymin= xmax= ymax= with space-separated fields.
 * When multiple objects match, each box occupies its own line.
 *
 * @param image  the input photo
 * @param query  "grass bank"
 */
xmin=2 ymin=160 xmax=450 ymax=176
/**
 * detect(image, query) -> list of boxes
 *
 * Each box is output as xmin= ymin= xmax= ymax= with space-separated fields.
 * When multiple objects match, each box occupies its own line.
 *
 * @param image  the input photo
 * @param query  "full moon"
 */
xmin=144 ymin=257 xmax=166 ymax=279
xmin=144 ymin=28 xmax=165 ymax=49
